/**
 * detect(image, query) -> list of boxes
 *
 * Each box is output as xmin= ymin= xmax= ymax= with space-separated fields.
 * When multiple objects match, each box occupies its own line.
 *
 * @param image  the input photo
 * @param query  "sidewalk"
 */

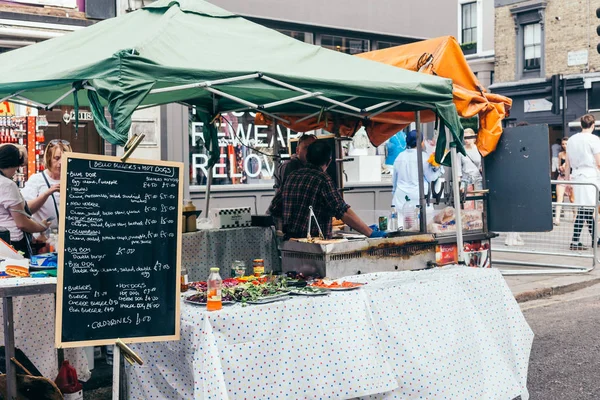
xmin=493 ymin=251 xmax=600 ymax=302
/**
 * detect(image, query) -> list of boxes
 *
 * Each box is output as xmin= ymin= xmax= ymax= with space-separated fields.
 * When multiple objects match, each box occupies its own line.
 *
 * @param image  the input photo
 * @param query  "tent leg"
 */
xmin=415 ymin=112 xmax=427 ymax=233
xmin=447 ymin=129 xmax=465 ymax=263
xmin=204 ymin=169 xmax=212 ymax=216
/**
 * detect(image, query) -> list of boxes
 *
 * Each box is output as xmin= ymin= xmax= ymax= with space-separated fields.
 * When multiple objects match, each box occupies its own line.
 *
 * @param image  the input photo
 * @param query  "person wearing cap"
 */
xmin=392 ymin=129 xmax=444 ymax=210
xmin=0 ymin=144 xmax=51 ymax=256
xmin=269 ymin=140 xmax=386 ymax=240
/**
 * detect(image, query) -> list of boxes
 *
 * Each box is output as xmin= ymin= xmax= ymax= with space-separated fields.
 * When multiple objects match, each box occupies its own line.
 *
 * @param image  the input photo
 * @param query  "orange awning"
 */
xmin=356 ymin=36 xmax=512 ymax=156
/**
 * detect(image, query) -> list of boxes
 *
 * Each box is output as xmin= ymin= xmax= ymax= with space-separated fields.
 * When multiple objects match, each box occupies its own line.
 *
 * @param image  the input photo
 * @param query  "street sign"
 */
xmin=567 ymin=50 xmax=588 ymax=66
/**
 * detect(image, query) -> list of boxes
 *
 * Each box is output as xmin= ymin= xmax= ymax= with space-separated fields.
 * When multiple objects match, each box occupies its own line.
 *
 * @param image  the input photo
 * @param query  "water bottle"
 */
xmin=207 ymin=268 xmax=222 ymax=311
xmin=389 ymin=205 xmax=398 ymax=232
xmin=402 ymin=196 xmax=418 ymax=232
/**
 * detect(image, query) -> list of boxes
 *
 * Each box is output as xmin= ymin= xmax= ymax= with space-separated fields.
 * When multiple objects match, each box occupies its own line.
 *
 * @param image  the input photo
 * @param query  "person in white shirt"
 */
xmin=392 ymin=130 xmax=443 ymax=210
xmin=0 ymin=144 xmax=51 ymax=257
xmin=564 ymin=114 xmax=600 ymax=250
xmin=22 ymin=139 xmax=72 ymax=231
xmin=458 ymin=128 xmax=483 ymax=191
xmin=551 ymin=138 xmax=562 ymax=178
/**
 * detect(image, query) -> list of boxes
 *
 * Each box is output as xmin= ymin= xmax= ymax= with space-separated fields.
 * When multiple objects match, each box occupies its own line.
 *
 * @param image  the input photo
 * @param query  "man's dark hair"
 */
xmin=581 ymin=114 xmax=596 ymax=130
xmin=306 ymin=140 xmax=332 ymax=167
xmin=298 ymin=134 xmax=316 ymax=144
xmin=0 ymin=144 xmax=22 ymax=169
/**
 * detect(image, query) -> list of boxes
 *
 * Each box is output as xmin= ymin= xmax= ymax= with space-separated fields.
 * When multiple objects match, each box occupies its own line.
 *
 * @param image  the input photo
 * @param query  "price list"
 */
xmin=57 ymin=155 xmax=181 ymax=346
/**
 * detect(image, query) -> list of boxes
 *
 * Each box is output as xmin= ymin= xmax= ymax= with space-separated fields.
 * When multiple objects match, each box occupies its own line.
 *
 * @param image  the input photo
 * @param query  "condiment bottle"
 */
xmin=253 ymin=259 xmax=265 ymax=277
xmin=183 ymin=200 xmax=197 ymax=232
xmin=180 ymin=264 xmax=189 ymax=292
xmin=207 ymin=267 xmax=222 ymax=311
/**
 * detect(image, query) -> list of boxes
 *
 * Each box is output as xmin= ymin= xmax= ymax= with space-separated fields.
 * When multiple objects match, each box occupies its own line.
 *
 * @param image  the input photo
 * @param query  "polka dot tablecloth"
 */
xmin=125 ymin=266 xmax=533 ymax=400
xmin=0 ymin=278 xmax=91 ymax=381
xmin=181 ymin=227 xmax=280 ymax=280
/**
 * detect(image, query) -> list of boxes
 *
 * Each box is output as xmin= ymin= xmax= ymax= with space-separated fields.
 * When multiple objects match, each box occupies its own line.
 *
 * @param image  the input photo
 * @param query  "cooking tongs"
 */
xmin=306 ymin=206 xmax=324 ymax=241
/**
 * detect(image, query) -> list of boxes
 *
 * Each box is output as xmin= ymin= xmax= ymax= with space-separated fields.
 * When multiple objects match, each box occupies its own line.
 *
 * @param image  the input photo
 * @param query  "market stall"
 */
xmin=0 ymin=0 xmax=530 ymax=397
xmin=126 ymin=266 xmax=533 ymax=400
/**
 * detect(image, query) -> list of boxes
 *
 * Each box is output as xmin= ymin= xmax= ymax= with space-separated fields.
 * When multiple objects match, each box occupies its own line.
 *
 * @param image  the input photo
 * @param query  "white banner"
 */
xmin=10 ymin=0 xmax=77 ymax=8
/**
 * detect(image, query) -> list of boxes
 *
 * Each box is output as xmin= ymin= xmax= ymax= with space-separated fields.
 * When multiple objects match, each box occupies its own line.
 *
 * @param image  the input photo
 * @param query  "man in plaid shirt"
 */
xmin=269 ymin=140 xmax=386 ymax=240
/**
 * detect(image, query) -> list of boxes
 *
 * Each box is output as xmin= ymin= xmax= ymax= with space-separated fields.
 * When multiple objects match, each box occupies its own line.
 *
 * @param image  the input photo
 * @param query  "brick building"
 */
xmin=491 ymin=0 xmax=600 ymax=142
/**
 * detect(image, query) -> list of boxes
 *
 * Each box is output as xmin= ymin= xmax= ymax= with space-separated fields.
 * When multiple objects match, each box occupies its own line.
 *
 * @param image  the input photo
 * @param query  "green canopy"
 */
xmin=0 ymin=0 xmax=462 ymax=160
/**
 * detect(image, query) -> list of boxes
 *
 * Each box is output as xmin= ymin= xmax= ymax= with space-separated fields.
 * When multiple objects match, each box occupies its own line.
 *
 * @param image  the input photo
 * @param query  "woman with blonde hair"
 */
xmin=22 ymin=139 xmax=72 ymax=230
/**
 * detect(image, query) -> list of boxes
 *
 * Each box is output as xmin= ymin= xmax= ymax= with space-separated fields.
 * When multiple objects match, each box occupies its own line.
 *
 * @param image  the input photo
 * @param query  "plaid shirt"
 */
xmin=268 ymin=165 xmax=349 ymax=239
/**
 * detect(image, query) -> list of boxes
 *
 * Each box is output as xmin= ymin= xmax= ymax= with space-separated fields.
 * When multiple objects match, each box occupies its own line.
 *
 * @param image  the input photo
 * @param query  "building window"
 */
xmin=461 ymin=2 xmax=477 ymax=55
xmin=277 ymin=30 xmax=313 ymax=44
xmin=511 ymin=1 xmax=546 ymax=80
xmin=320 ymin=35 xmax=369 ymax=55
xmin=523 ymin=23 xmax=541 ymax=70
xmin=375 ymin=41 xmax=402 ymax=50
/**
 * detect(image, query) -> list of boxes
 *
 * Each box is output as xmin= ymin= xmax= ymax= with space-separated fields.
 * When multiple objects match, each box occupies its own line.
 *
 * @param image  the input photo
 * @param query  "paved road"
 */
xmin=521 ymin=284 xmax=600 ymax=400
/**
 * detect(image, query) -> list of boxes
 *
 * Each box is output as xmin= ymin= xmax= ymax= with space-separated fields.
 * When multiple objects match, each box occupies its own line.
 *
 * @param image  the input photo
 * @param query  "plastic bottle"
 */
xmin=207 ymin=267 xmax=222 ymax=311
xmin=389 ymin=205 xmax=398 ymax=232
xmin=402 ymin=196 xmax=418 ymax=232
xmin=180 ymin=264 xmax=189 ymax=292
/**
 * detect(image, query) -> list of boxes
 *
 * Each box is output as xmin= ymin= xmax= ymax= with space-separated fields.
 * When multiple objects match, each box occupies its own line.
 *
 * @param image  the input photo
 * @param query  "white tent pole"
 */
xmin=262 ymin=91 xmax=322 ymax=109
xmin=204 ymin=87 xmax=257 ymax=108
xmin=0 ymin=90 xmax=24 ymax=104
xmin=415 ymin=112 xmax=427 ymax=232
xmin=149 ymin=73 xmax=260 ymax=95
xmin=204 ymin=95 xmax=217 ymax=217
xmin=260 ymin=75 xmax=363 ymax=113
xmin=14 ymin=95 xmax=47 ymax=109
xmin=447 ymin=126 xmax=465 ymax=263
xmin=294 ymin=96 xmax=359 ymax=123
xmin=364 ymin=100 xmax=395 ymax=112
xmin=367 ymin=101 xmax=402 ymax=118
xmin=47 ymin=87 xmax=76 ymax=109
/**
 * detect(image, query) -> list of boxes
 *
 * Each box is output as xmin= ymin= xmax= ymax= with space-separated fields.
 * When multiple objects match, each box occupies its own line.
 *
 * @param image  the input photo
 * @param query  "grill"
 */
xmin=280 ymin=234 xmax=437 ymax=279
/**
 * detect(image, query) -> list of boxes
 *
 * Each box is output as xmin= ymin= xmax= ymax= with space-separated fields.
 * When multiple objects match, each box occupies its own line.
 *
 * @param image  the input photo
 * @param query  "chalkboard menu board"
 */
xmin=55 ymin=153 xmax=183 ymax=348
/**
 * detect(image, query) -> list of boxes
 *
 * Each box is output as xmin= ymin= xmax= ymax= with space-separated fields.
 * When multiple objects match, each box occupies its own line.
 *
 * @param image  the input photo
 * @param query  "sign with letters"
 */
xmin=56 ymin=153 xmax=183 ymax=348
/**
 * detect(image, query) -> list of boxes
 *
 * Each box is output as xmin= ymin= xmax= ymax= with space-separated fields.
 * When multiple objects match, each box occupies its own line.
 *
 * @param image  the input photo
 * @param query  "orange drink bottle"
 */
xmin=206 ymin=267 xmax=222 ymax=311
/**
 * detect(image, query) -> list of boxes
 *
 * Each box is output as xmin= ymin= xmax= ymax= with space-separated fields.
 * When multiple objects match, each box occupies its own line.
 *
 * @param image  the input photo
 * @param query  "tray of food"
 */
xmin=245 ymin=292 xmax=290 ymax=304
xmin=288 ymin=286 xmax=330 ymax=296
xmin=309 ymin=279 xmax=364 ymax=291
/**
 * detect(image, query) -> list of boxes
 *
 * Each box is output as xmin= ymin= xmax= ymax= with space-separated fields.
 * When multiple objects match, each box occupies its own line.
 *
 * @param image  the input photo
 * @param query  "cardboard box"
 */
xmin=211 ymin=207 xmax=252 ymax=228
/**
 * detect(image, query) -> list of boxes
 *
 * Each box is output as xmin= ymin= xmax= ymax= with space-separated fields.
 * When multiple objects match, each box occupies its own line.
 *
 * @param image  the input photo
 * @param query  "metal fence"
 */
xmin=493 ymin=180 xmax=598 ymax=274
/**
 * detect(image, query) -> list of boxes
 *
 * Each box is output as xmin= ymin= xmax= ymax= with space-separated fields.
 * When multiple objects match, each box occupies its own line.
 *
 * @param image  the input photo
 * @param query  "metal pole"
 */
xmin=272 ymin=122 xmax=280 ymax=188
xmin=204 ymin=96 xmax=217 ymax=215
xmin=415 ymin=112 xmax=427 ymax=232
xmin=112 ymin=345 xmax=120 ymax=400
xmin=3 ymin=297 xmax=16 ymax=400
xmin=562 ymin=75 xmax=568 ymax=137
xmin=447 ymin=127 xmax=465 ymax=263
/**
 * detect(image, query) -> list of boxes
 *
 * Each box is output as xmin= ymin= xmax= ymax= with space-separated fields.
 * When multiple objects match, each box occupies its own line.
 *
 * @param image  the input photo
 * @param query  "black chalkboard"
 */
xmin=485 ymin=124 xmax=552 ymax=232
xmin=56 ymin=153 xmax=183 ymax=348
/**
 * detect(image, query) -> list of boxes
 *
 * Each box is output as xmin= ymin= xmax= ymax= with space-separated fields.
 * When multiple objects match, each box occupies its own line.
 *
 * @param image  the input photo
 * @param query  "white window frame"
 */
xmin=457 ymin=0 xmax=483 ymax=55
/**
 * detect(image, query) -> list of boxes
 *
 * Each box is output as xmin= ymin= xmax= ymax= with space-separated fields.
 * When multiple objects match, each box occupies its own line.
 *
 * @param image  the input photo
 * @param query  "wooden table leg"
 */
xmin=3 ymin=297 xmax=16 ymax=400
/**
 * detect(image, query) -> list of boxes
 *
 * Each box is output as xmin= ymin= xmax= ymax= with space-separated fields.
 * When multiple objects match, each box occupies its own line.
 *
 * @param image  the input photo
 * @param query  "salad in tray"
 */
xmin=185 ymin=276 xmax=290 ymax=305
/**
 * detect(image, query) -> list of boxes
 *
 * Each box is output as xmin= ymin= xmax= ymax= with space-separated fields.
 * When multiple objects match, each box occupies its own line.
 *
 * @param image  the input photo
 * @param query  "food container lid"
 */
xmin=210 ymin=267 xmax=220 ymax=272
xmin=253 ymin=259 xmax=264 ymax=263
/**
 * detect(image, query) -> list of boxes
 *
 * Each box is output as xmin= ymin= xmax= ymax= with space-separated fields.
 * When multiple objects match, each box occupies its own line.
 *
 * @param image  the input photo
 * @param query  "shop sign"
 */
xmin=191 ymin=112 xmax=313 ymax=180
xmin=63 ymin=110 xmax=93 ymax=125
xmin=524 ymin=98 xmax=553 ymax=113
xmin=9 ymin=0 xmax=76 ymax=7
xmin=567 ymin=50 xmax=588 ymax=67
xmin=0 ymin=101 xmax=15 ymax=116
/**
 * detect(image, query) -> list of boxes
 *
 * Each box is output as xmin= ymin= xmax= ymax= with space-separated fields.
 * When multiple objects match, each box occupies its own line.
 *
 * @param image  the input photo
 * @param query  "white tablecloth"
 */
xmin=0 ymin=278 xmax=91 ymax=381
xmin=126 ymin=266 xmax=533 ymax=400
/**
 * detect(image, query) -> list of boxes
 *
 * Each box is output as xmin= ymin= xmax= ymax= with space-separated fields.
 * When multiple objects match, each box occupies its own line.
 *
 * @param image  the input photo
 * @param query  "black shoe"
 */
xmin=570 ymin=243 xmax=588 ymax=251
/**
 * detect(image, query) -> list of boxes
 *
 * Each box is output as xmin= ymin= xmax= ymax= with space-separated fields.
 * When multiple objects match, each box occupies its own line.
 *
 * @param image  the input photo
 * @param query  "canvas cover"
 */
xmin=0 ymin=0 xmax=463 ymax=162
xmin=357 ymin=36 xmax=512 ymax=156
